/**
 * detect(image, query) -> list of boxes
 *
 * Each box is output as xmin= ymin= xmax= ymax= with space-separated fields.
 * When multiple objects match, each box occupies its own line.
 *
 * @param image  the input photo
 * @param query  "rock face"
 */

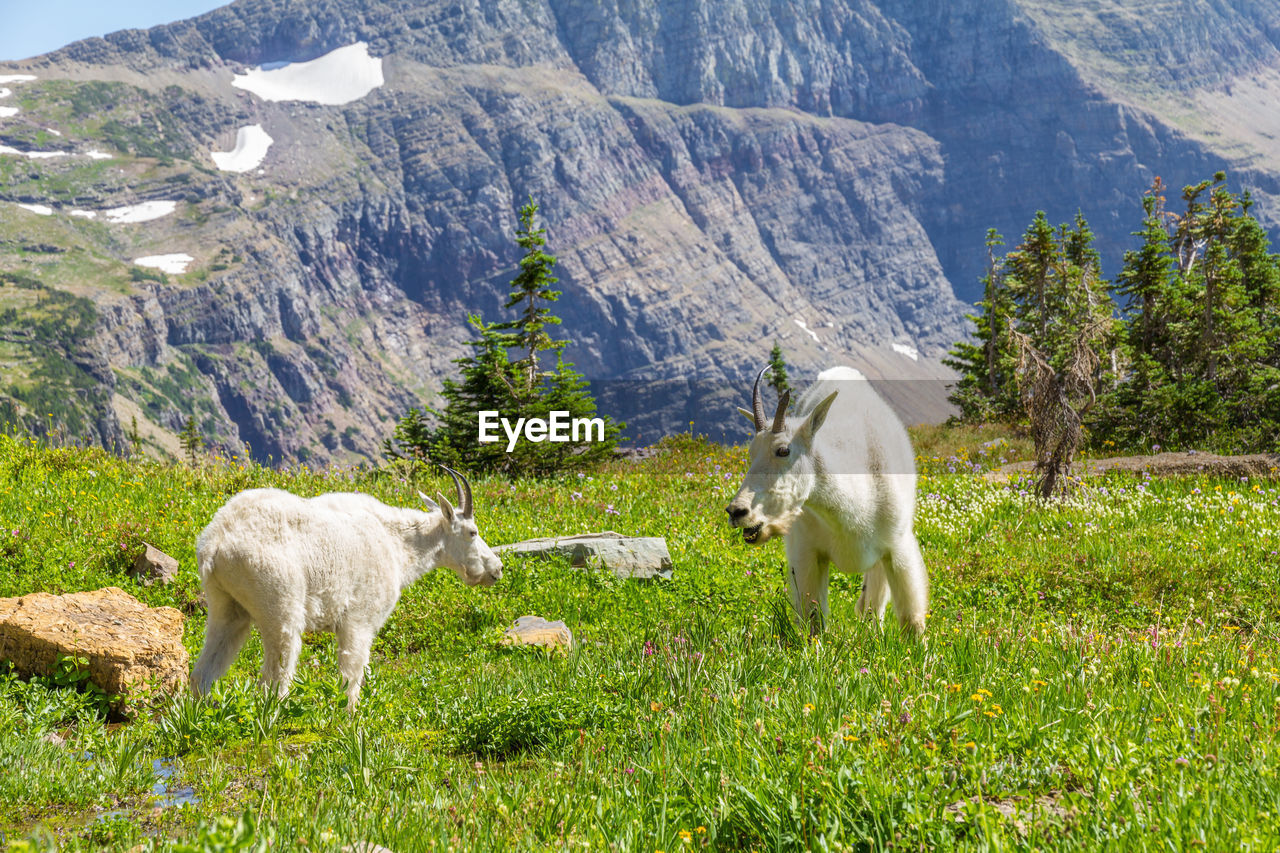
xmin=2 ymin=0 xmax=1279 ymax=461
xmin=0 ymin=587 xmax=189 ymax=702
xmin=494 ymin=531 xmax=673 ymax=580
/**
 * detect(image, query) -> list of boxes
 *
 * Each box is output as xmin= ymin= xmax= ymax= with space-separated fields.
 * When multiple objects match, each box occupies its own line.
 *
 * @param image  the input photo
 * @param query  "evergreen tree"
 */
xmin=945 ymin=229 xmax=1017 ymax=420
xmin=179 ymin=415 xmax=202 ymax=465
xmin=767 ymin=343 xmax=792 ymax=397
xmin=949 ymin=172 xmax=1280 ymax=455
xmin=386 ymin=201 xmax=621 ymax=475
xmin=1003 ymin=214 xmax=1117 ymax=497
xmin=497 ymin=199 xmax=564 ymax=394
xmin=128 ymin=414 xmax=141 ymax=456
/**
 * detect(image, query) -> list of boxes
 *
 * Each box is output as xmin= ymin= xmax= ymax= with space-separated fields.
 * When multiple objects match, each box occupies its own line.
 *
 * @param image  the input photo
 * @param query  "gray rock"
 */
xmin=493 ymin=532 xmax=673 ymax=580
xmin=41 ymin=731 xmax=66 ymax=746
xmin=132 ymin=543 xmax=179 ymax=586
xmin=502 ymin=616 xmax=573 ymax=651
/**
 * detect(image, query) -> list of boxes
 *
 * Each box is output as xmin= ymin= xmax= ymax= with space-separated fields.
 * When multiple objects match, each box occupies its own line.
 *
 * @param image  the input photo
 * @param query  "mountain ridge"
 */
xmin=1 ymin=0 xmax=1277 ymax=462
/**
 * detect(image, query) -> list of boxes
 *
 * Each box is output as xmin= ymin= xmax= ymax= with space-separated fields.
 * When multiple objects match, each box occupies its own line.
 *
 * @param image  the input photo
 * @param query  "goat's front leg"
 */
xmin=855 ymin=561 xmax=890 ymax=626
xmin=336 ymin=621 xmax=376 ymax=711
xmin=784 ymin=536 xmax=830 ymax=637
xmin=884 ymin=535 xmax=929 ymax=639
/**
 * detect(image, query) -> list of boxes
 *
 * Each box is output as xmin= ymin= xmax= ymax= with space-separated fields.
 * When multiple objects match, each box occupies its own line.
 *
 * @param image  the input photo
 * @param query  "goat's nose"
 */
xmin=727 ymin=505 xmax=748 ymax=521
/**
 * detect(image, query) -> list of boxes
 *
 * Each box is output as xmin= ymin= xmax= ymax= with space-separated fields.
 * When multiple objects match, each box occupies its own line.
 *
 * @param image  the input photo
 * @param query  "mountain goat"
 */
xmin=192 ymin=467 xmax=502 ymax=707
xmin=726 ymin=366 xmax=927 ymax=637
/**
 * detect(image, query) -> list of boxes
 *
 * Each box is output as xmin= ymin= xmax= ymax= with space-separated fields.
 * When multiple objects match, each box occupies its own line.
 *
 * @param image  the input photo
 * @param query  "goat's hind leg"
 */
xmin=257 ymin=618 xmax=303 ymax=698
xmin=192 ymin=587 xmax=252 ymax=696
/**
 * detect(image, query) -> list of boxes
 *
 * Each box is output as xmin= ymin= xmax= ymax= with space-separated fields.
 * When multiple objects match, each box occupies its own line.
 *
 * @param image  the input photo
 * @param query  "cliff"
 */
xmin=0 ymin=0 xmax=1275 ymax=461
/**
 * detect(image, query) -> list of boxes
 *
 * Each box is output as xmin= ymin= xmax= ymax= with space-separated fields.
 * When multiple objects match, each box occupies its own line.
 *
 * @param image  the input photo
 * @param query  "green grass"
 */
xmin=1 ymin=430 xmax=1279 ymax=850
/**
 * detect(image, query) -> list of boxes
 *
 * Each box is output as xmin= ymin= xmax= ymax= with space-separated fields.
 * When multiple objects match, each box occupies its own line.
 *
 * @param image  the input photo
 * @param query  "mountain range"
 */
xmin=2 ymin=0 xmax=1279 ymax=462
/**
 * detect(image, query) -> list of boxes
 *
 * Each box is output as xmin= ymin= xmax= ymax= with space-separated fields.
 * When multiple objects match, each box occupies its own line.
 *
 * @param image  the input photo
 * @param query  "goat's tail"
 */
xmin=195 ymin=531 xmax=219 ymax=586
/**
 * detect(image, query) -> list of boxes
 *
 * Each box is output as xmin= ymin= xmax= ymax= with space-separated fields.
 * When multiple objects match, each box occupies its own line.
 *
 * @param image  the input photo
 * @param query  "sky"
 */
xmin=1 ymin=0 xmax=229 ymax=62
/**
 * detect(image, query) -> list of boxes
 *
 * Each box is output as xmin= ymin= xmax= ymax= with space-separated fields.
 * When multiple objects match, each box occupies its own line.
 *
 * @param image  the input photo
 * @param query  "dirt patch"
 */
xmin=946 ymin=792 xmax=1078 ymax=835
xmin=984 ymin=451 xmax=1280 ymax=485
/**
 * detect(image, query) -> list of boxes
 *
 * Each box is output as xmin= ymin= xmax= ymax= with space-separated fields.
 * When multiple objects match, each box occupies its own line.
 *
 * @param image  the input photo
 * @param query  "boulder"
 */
xmin=0 ymin=587 xmax=188 ymax=704
xmin=493 ymin=531 xmax=672 ymax=580
xmin=502 ymin=616 xmax=573 ymax=651
xmin=132 ymin=542 xmax=179 ymax=586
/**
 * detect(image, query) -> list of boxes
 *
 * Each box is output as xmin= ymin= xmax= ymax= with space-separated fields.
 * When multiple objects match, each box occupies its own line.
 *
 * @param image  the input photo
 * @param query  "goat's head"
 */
xmin=419 ymin=467 xmax=503 ymax=586
xmin=725 ymin=366 xmax=838 ymax=545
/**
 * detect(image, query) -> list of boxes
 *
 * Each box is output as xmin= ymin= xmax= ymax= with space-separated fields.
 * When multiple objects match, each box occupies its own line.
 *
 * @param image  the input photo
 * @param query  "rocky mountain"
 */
xmin=1 ymin=0 xmax=1277 ymax=462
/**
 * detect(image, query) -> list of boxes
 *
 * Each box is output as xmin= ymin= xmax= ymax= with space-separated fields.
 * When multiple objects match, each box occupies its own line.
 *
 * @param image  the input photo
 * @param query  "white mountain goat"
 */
xmin=191 ymin=467 xmax=502 ymax=706
xmin=726 ymin=366 xmax=928 ymax=637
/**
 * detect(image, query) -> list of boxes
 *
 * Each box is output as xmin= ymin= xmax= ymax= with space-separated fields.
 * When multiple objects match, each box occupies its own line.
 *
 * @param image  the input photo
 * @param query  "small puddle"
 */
xmin=150 ymin=759 xmax=198 ymax=808
xmin=93 ymin=758 xmax=198 ymax=824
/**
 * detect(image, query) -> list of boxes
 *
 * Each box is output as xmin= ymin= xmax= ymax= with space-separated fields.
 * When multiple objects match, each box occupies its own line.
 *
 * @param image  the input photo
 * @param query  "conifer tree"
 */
xmin=497 ymin=199 xmax=563 ymax=394
xmin=948 ymin=172 xmax=1280 ymax=455
xmin=386 ymin=200 xmax=620 ymax=475
xmin=767 ymin=343 xmax=792 ymax=397
xmin=945 ymin=229 xmax=1017 ymax=420
xmin=179 ymin=415 xmax=202 ymax=465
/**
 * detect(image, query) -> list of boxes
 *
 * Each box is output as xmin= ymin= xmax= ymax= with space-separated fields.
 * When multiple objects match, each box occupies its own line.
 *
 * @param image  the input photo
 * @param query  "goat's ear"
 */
xmin=417 ymin=490 xmax=440 ymax=511
xmin=796 ymin=391 xmax=839 ymax=443
xmin=737 ymin=406 xmax=758 ymax=427
xmin=436 ymin=491 xmax=456 ymax=523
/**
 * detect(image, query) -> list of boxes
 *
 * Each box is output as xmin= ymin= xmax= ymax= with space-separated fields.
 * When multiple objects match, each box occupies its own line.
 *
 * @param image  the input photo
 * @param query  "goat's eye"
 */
xmin=470 ymin=530 xmax=478 ymax=539
xmin=775 ymin=446 xmax=790 ymax=457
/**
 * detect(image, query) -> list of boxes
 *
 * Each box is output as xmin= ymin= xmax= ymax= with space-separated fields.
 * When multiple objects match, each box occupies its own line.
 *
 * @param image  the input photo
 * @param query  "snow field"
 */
xmin=211 ymin=124 xmax=273 ymax=172
xmin=132 ymin=254 xmax=193 ymax=274
xmin=231 ymin=42 xmax=383 ymax=105
xmin=102 ymin=201 xmax=178 ymax=224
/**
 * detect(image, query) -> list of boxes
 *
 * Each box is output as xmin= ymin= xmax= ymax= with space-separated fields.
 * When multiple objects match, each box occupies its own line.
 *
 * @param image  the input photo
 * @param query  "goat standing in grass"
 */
xmin=726 ymin=366 xmax=928 ymax=637
xmin=192 ymin=468 xmax=502 ymax=707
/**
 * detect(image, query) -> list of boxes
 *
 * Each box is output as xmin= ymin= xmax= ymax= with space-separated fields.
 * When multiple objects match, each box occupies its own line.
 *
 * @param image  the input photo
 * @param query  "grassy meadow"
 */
xmin=2 ymin=428 xmax=1280 ymax=850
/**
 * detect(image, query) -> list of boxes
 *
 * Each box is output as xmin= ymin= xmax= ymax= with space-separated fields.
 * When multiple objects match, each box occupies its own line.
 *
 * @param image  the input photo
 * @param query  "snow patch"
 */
xmin=818 ymin=366 xmax=867 ymax=382
xmin=69 ymin=209 xmax=97 ymax=219
xmin=15 ymin=203 xmax=53 ymax=216
xmin=133 ymin=254 xmax=193 ymax=274
xmin=792 ymin=316 xmax=820 ymax=343
xmin=892 ymin=342 xmax=920 ymax=361
xmin=45 ymin=128 xmax=61 ymax=137
xmin=211 ymin=124 xmax=273 ymax=172
xmin=231 ymin=42 xmax=384 ymax=105
xmin=0 ymin=107 xmax=16 ymax=118
xmin=0 ymin=144 xmax=67 ymax=159
xmin=0 ymin=75 xmax=37 ymax=84
xmin=103 ymin=200 xmax=178 ymax=224
xmin=0 ymin=87 xmax=11 ymax=99
xmin=84 ymin=149 xmax=112 ymax=160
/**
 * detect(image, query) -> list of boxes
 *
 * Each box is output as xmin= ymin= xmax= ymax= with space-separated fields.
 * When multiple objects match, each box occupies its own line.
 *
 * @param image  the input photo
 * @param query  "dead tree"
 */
xmin=1009 ymin=320 xmax=1107 ymax=498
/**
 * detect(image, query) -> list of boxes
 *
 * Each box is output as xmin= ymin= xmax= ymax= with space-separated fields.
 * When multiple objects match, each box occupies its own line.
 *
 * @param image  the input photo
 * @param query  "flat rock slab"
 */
xmin=0 ymin=587 xmax=188 ymax=703
xmin=985 ymin=452 xmax=1280 ymax=485
xmin=493 ymin=531 xmax=672 ymax=579
xmin=502 ymin=616 xmax=573 ymax=651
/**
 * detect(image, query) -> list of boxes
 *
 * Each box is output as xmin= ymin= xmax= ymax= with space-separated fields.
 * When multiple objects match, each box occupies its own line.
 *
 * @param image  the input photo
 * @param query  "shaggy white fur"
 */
xmin=727 ymin=366 xmax=928 ymax=637
xmin=192 ymin=486 xmax=502 ymax=707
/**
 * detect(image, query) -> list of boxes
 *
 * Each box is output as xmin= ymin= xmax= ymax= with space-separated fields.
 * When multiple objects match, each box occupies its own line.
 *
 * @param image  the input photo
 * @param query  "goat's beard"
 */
xmin=742 ymin=509 xmax=801 ymax=545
